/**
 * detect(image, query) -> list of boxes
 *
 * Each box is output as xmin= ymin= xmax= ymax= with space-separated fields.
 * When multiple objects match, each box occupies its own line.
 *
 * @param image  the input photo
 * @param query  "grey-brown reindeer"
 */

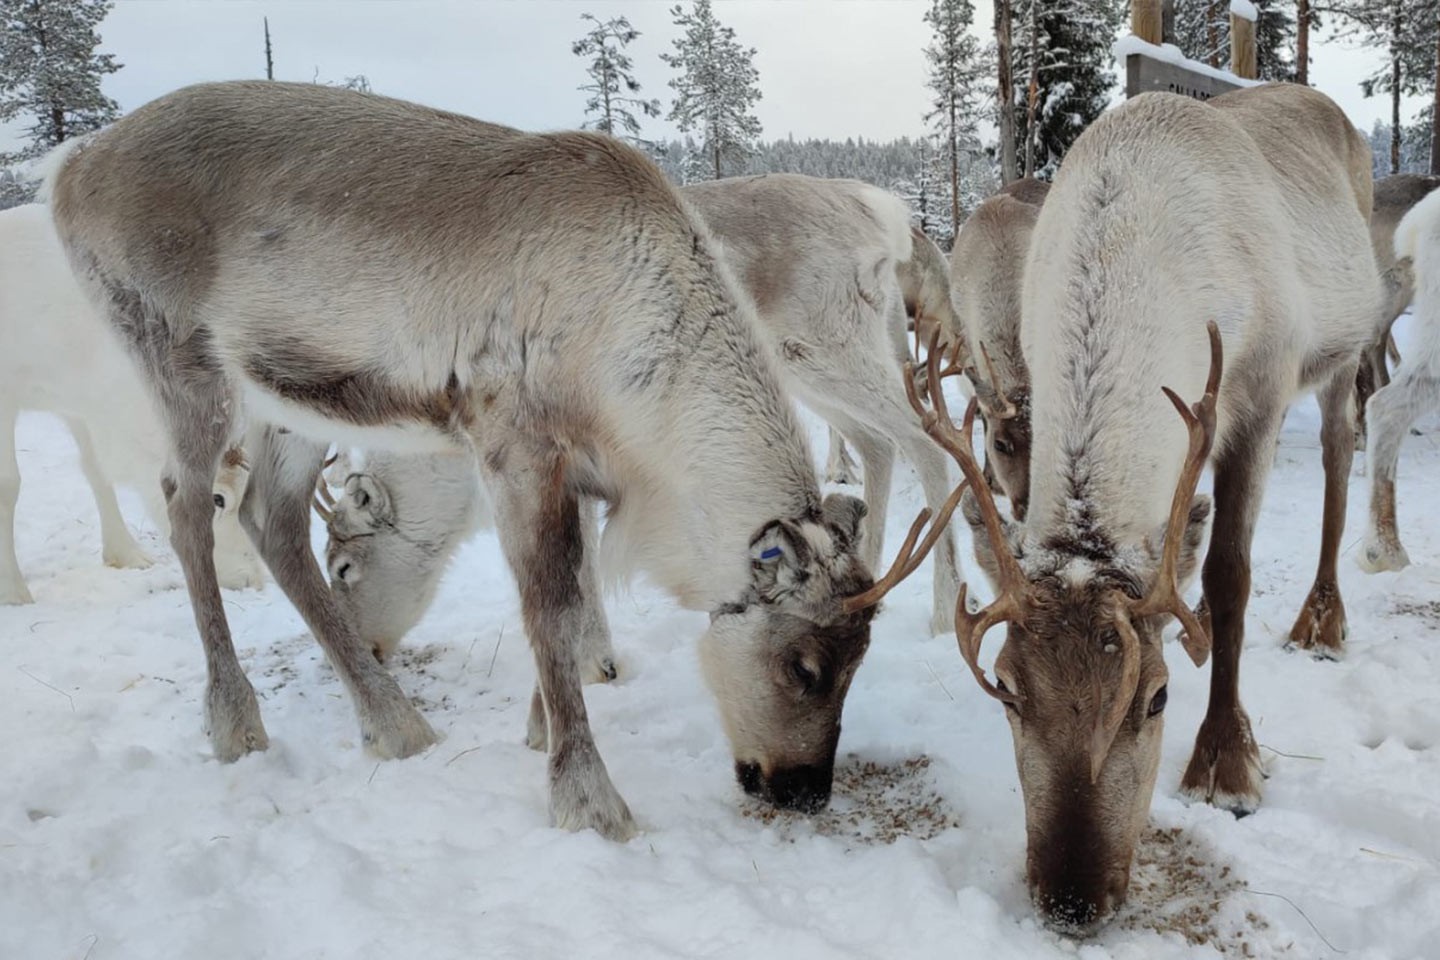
xmin=44 ymin=80 xmax=907 ymax=840
xmin=901 ymin=82 xmax=1384 ymax=933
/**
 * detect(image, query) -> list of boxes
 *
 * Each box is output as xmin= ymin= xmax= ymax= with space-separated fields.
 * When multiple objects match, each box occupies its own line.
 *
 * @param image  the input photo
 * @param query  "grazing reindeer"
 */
xmin=1354 ymin=174 xmax=1440 ymax=447
xmin=905 ymin=84 xmax=1382 ymax=932
xmin=829 ymin=224 xmax=963 ymax=486
xmin=1360 ymin=186 xmax=1440 ymax=572
xmin=949 ymin=177 xmax=1049 ymax=519
xmin=48 ymin=80 xmax=892 ymax=839
xmin=0 ymin=202 xmax=263 ymax=605
xmin=681 ymin=174 xmax=961 ymax=633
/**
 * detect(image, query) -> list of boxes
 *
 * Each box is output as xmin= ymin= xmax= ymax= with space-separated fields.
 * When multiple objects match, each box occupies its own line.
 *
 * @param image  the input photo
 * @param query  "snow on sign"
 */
xmin=1114 ymin=36 xmax=1262 ymax=102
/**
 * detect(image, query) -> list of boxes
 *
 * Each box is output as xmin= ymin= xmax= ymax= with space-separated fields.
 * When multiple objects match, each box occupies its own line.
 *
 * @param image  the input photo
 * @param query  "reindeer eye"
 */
xmin=789 ymin=659 xmax=818 ymax=693
xmin=213 ymin=494 xmax=226 ymax=510
xmin=993 ymin=438 xmax=1014 ymax=456
xmin=1147 ymin=685 xmax=1168 ymax=717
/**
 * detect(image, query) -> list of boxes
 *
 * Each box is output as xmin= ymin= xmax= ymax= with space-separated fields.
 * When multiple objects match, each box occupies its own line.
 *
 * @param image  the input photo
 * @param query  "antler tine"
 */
xmin=312 ymin=494 xmax=334 ymax=524
xmin=1131 ymin=321 xmax=1223 ymax=668
xmin=841 ymin=478 xmax=971 ymax=613
xmin=955 ymin=584 xmax=1025 ymax=704
xmin=978 ymin=342 xmax=1019 ymax=420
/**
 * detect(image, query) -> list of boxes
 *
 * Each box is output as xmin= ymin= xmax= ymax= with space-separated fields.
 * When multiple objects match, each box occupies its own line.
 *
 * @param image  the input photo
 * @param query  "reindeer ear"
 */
xmin=749 ymin=519 xmax=816 ymax=603
xmin=820 ymin=493 xmax=867 ymax=548
xmin=962 ymin=489 xmax=1023 ymax=589
xmin=342 ymin=473 xmax=394 ymax=528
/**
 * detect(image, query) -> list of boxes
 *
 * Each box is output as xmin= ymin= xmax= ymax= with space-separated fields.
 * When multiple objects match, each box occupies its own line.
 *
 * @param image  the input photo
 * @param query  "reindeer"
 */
xmin=1354 ymin=173 xmax=1440 ymax=448
xmin=0 ymin=202 xmax=263 ymax=605
xmin=949 ymin=177 xmax=1049 ymax=519
xmin=46 ymin=80 xmax=905 ymax=840
xmin=1360 ymin=185 xmax=1440 ymax=572
xmin=680 ymin=174 xmax=961 ymax=633
xmin=894 ymin=84 xmax=1383 ymax=932
xmin=830 ymin=225 xmax=967 ymax=486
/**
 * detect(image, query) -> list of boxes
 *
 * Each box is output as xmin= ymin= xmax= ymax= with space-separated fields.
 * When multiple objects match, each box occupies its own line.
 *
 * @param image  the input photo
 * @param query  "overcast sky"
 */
xmin=3 ymin=0 xmax=1422 ymax=153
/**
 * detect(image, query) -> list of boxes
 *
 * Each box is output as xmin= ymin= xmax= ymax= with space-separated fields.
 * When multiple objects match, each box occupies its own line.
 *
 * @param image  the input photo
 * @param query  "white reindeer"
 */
xmin=900 ymin=84 xmax=1383 ymax=933
xmin=1360 ymin=185 xmax=1440 ymax=572
xmin=0 ymin=202 xmax=263 ymax=605
xmin=47 ymin=81 xmax=908 ymax=841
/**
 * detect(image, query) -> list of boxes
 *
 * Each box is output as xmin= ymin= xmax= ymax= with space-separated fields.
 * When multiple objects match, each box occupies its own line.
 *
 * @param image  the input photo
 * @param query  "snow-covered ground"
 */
xmin=5 ymin=325 xmax=1440 ymax=960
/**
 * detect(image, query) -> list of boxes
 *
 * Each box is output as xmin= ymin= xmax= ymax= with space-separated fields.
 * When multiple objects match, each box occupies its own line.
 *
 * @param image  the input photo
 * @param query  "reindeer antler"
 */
xmin=1123 ymin=321 xmax=1222 ymax=668
xmin=311 ymin=452 xmax=341 ymax=523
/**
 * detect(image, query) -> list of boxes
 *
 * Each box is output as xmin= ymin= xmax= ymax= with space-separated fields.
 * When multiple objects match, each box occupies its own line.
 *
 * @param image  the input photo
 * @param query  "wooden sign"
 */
xmin=1124 ymin=53 xmax=1245 ymax=102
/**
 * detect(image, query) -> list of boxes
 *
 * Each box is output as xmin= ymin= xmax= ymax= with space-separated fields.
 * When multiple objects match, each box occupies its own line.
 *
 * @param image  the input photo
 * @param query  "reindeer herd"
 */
xmin=5 ymin=76 xmax=1440 ymax=935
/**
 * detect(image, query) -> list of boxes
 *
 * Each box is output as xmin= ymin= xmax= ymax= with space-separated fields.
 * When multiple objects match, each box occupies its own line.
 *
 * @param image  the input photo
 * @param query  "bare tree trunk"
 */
xmin=1296 ymin=0 xmax=1310 ymax=85
xmin=1024 ymin=0 xmax=1038 ymax=178
xmin=1206 ymin=1 xmax=1221 ymax=67
xmin=714 ymin=143 xmax=721 ymax=181
xmin=997 ymin=0 xmax=1018 ymax=183
xmin=1432 ymin=15 xmax=1440 ymax=174
xmin=264 ymin=17 xmax=274 ymax=80
xmin=1392 ymin=0 xmax=1403 ymax=175
xmin=949 ymin=103 xmax=960 ymax=231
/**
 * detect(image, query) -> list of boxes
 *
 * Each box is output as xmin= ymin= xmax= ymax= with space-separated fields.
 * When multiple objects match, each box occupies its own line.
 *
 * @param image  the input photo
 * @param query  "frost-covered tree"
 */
xmin=1008 ymin=0 xmax=1122 ymax=179
xmin=1324 ymin=0 xmax=1439 ymax=173
xmin=572 ymin=13 xmax=660 ymax=144
xmin=0 ymin=0 xmax=121 ymax=164
xmin=923 ymin=0 xmax=989 ymax=230
xmin=1172 ymin=0 xmax=1294 ymax=79
xmin=1369 ymin=113 xmax=1434 ymax=176
xmin=661 ymin=0 xmax=762 ymax=180
xmin=0 ymin=167 xmax=36 ymax=209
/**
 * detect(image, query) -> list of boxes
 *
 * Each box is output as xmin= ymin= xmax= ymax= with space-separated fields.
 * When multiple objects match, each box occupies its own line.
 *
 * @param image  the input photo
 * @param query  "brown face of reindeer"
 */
xmin=699 ymin=494 xmax=876 ymax=814
xmin=983 ymin=395 xmax=1032 ymax=521
xmin=966 ymin=498 xmax=1209 ymax=934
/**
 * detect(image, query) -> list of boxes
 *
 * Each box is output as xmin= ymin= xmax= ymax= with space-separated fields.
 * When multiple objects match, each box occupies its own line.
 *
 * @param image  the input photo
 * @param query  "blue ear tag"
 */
xmin=759 ymin=546 xmax=783 ymax=561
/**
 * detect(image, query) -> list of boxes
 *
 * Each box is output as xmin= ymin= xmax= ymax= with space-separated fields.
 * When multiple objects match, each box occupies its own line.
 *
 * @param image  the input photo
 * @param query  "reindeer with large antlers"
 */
xmin=894 ymin=84 xmax=1384 ymax=933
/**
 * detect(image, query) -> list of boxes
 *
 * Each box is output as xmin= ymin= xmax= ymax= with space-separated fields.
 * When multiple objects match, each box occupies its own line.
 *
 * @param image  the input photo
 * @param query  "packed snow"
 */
xmin=1229 ymin=0 xmax=1259 ymax=24
xmin=4 ymin=322 xmax=1440 ymax=960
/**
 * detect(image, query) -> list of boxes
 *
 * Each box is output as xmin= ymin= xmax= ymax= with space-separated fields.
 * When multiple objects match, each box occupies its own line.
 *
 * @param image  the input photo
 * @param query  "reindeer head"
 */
xmin=968 ymin=342 xmax=1031 ymax=521
xmin=700 ymin=493 xmax=885 ymax=813
xmin=908 ymin=325 xmax=1221 ymax=934
xmin=316 ymin=450 xmax=483 ymax=660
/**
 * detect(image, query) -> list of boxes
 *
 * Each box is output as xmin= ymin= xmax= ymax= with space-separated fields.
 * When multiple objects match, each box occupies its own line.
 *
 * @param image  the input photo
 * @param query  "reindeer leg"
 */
xmin=487 ymin=444 xmax=634 ymax=840
xmin=63 ymin=415 xmax=155 ymax=570
xmin=1289 ymin=366 xmax=1357 ymax=658
xmin=1179 ymin=411 xmax=1277 ymax=814
xmin=136 ymin=328 xmax=267 ymax=761
xmin=1360 ymin=354 xmax=1438 ymax=573
xmin=1353 ymin=348 xmax=1376 ymax=452
xmin=0 ymin=403 xmax=31 ymax=605
xmin=824 ymin=426 xmax=861 ymax=485
xmin=239 ymin=426 xmax=436 ymax=758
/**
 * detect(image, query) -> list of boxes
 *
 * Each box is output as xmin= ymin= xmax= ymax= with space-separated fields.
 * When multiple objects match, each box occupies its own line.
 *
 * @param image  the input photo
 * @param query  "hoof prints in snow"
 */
xmin=1118 ymin=826 xmax=1267 ymax=955
xmin=741 ymin=754 xmax=959 ymax=845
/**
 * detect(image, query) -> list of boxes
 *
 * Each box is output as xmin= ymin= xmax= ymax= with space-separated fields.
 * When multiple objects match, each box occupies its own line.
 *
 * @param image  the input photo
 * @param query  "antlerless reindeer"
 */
xmin=46 ymin=81 xmax=917 ymax=840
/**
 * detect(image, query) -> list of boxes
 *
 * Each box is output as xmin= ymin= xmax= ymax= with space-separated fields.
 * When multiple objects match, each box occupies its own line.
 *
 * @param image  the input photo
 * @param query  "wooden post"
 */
xmin=1230 ymin=10 xmax=1257 ymax=80
xmin=1132 ymin=0 xmax=1163 ymax=44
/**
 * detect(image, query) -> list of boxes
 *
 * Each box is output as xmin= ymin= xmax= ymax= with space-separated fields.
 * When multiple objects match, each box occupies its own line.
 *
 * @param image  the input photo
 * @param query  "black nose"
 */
xmin=765 ymin=764 xmax=833 ymax=814
xmin=1034 ymin=887 xmax=1114 ymax=937
xmin=735 ymin=761 xmax=764 ymax=798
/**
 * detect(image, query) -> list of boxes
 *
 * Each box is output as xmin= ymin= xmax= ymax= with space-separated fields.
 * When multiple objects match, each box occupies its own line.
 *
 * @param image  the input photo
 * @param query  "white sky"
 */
xmin=2 ymin=0 xmax=1423 ymax=154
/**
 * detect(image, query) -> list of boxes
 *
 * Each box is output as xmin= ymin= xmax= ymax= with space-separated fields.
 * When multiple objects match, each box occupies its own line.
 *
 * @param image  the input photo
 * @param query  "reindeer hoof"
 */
xmin=1179 ymin=709 xmax=1264 ymax=816
xmin=550 ymin=740 xmax=637 ymax=841
xmin=581 ymin=654 xmax=620 ymax=685
xmin=0 ymin=579 xmax=34 ymax=605
xmin=1358 ymin=534 xmax=1410 ymax=574
xmin=103 ymin=542 xmax=156 ymax=570
xmin=1286 ymin=583 xmax=1346 ymax=659
xmin=205 ymin=674 xmax=269 ymax=762
xmin=359 ymin=685 xmax=437 ymax=759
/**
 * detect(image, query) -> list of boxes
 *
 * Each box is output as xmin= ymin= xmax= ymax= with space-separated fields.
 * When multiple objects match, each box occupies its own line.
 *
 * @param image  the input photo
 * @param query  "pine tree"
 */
xmin=1009 ymin=0 xmax=1122 ymax=179
xmin=572 ymin=13 xmax=660 ymax=144
xmin=1326 ymin=0 xmax=1439 ymax=174
xmin=661 ymin=0 xmax=762 ymax=180
xmin=0 ymin=0 xmax=122 ymax=164
xmin=923 ymin=0 xmax=988 ymax=231
xmin=1171 ymin=0 xmax=1294 ymax=79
